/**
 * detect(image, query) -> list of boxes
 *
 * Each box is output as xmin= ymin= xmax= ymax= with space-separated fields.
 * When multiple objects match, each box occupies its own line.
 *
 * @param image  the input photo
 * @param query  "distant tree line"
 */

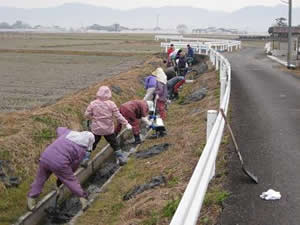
xmin=87 ymin=23 xmax=128 ymax=32
xmin=87 ymin=23 xmax=143 ymax=32
xmin=0 ymin=20 xmax=32 ymax=29
xmin=0 ymin=21 xmax=144 ymax=32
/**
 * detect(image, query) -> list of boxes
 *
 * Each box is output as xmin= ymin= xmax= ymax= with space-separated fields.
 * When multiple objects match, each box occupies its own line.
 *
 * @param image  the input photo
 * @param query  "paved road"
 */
xmin=219 ymin=47 xmax=300 ymax=225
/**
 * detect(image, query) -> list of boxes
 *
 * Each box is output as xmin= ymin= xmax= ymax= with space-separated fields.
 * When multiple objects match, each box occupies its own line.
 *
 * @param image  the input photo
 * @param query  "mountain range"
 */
xmin=0 ymin=3 xmax=300 ymax=32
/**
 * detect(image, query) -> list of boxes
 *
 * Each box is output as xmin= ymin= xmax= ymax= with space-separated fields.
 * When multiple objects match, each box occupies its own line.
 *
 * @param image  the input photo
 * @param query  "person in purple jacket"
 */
xmin=27 ymin=127 xmax=95 ymax=211
xmin=143 ymin=69 xmax=158 ymax=101
xmin=154 ymin=68 xmax=168 ymax=121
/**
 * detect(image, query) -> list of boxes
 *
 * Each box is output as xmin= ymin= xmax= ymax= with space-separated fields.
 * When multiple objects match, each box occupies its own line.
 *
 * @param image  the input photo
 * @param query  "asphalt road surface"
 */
xmin=219 ymin=47 xmax=300 ymax=225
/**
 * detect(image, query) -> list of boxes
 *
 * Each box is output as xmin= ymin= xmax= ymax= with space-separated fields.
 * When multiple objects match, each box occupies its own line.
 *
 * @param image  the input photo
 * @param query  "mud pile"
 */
xmin=123 ymin=175 xmax=166 ymax=201
xmin=135 ymin=143 xmax=170 ymax=159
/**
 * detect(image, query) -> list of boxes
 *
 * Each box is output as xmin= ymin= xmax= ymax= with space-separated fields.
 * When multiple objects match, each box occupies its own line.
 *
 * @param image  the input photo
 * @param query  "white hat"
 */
xmin=146 ymin=101 xmax=155 ymax=112
xmin=154 ymin=67 xmax=167 ymax=84
xmin=66 ymin=131 xmax=95 ymax=151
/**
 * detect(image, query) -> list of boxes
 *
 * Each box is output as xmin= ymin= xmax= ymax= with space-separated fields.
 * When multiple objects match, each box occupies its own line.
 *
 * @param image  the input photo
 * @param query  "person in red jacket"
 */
xmin=115 ymin=100 xmax=154 ymax=144
xmin=167 ymin=44 xmax=175 ymax=67
xmin=167 ymin=44 xmax=175 ymax=56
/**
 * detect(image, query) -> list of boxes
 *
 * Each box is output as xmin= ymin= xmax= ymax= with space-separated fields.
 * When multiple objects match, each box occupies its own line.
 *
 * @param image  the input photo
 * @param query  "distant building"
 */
xmin=192 ymin=27 xmax=243 ymax=35
xmin=268 ymin=26 xmax=300 ymax=39
xmin=267 ymin=26 xmax=300 ymax=59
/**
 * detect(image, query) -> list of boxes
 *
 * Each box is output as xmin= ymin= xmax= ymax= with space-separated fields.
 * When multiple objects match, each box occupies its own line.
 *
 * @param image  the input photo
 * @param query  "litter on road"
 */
xmin=260 ymin=189 xmax=281 ymax=201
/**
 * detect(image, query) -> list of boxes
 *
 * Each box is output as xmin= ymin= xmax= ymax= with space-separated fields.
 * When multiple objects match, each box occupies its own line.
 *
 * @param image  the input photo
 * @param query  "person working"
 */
xmin=27 ymin=127 xmax=95 ymax=211
xmin=85 ymin=86 xmax=132 ymax=165
xmin=143 ymin=70 xmax=157 ymax=101
xmin=167 ymin=76 xmax=185 ymax=100
xmin=176 ymin=51 xmax=188 ymax=77
xmin=115 ymin=100 xmax=154 ymax=144
xmin=167 ymin=44 xmax=175 ymax=67
xmin=154 ymin=68 xmax=168 ymax=121
xmin=186 ymin=44 xmax=194 ymax=66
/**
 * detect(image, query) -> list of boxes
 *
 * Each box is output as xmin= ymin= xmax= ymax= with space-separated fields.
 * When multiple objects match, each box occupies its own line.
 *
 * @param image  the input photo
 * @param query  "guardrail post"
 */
xmin=207 ymin=110 xmax=218 ymax=180
xmin=220 ymin=76 xmax=227 ymax=104
xmin=216 ymin=56 xmax=219 ymax=70
xmin=211 ymin=52 xmax=215 ymax=66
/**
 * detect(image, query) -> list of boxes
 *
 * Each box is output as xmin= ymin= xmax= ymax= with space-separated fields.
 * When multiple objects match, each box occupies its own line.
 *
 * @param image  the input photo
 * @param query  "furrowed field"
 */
xmin=0 ymin=33 xmax=160 ymax=112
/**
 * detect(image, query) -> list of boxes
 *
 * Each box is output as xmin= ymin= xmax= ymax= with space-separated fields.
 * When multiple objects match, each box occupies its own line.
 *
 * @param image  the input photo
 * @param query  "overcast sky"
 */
xmin=0 ymin=0 xmax=299 ymax=12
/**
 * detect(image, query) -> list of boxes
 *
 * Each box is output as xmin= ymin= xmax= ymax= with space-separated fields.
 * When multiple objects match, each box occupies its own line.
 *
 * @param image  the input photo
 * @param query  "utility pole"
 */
xmin=287 ymin=0 xmax=292 ymax=68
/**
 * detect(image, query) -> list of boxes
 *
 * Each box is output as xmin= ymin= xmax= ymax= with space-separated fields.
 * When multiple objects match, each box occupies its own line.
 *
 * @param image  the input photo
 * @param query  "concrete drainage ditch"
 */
xmin=43 ymin=142 xmax=170 ymax=225
xmin=43 ymin=161 xmax=119 ymax=225
xmin=14 ymin=125 xmax=166 ymax=225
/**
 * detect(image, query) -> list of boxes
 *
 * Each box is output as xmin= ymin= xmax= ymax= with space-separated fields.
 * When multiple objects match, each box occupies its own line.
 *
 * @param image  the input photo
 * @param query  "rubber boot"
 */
xmin=134 ymin=134 xmax=142 ymax=145
xmin=27 ymin=197 xmax=37 ymax=211
xmin=115 ymin=150 xmax=128 ymax=166
xmin=80 ymin=197 xmax=89 ymax=211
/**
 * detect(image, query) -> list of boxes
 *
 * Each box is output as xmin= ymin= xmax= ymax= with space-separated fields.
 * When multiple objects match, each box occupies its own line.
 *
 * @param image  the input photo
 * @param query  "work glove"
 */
xmin=27 ymin=197 xmax=37 ymax=211
xmin=126 ymin=123 xmax=132 ymax=130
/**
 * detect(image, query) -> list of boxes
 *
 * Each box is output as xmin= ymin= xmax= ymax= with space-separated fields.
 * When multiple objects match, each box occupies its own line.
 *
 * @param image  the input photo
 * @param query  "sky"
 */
xmin=0 ymin=0 xmax=299 ymax=12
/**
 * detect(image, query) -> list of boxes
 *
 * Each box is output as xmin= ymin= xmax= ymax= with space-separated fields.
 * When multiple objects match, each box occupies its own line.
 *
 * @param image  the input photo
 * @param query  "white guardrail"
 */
xmin=161 ymin=38 xmax=234 ymax=225
xmin=161 ymin=41 xmax=241 ymax=55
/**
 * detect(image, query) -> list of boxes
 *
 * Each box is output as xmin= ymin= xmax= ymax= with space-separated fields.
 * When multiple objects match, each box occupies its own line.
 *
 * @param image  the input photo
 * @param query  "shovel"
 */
xmin=54 ymin=187 xmax=61 ymax=211
xmin=220 ymin=109 xmax=258 ymax=184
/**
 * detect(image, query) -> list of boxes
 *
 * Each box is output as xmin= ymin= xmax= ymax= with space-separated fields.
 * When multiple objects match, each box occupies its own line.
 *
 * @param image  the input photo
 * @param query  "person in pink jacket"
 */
xmin=85 ymin=86 xmax=132 ymax=165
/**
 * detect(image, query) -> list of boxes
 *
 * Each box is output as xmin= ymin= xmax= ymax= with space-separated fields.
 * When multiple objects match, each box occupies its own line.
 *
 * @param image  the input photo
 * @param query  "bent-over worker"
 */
xmin=115 ymin=100 xmax=154 ymax=144
xmin=27 ymin=127 xmax=95 ymax=211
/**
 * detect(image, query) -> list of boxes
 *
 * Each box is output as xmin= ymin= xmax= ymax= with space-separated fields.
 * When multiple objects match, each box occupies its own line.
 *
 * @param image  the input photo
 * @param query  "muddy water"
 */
xmin=42 ymin=160 xmax=119 ymax=225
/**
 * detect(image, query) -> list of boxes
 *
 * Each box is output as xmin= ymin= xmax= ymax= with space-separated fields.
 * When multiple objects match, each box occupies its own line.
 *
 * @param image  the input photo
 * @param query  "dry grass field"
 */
xmin=0 ymin=33 xmax=161 ymax=112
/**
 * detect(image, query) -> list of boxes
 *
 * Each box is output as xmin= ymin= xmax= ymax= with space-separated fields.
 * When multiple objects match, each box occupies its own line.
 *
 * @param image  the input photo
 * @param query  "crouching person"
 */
xmin=115 ymin=100 xmax=154 ymax=144
xmin=143 ymin=70 xmax=157 ymax=101
xmin=85 ymin=86 xmax=132 ymax=166
xmin=27 ymin=127 xmax=95 ymax=211
xmin=167 ymin=76 xmax=185 ymax=100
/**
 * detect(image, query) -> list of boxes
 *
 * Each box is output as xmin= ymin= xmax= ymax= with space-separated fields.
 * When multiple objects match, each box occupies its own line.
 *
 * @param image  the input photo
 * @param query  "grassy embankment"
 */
xmin=0 ymin=55 xmax=162 ymax=225
xmin=75 ymin=65 xmax=230 ymax=225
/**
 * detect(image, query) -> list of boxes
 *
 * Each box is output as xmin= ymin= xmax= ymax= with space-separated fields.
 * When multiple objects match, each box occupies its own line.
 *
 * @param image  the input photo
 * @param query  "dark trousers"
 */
xmin=93 ymin=133 xmax=120 ymax=151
